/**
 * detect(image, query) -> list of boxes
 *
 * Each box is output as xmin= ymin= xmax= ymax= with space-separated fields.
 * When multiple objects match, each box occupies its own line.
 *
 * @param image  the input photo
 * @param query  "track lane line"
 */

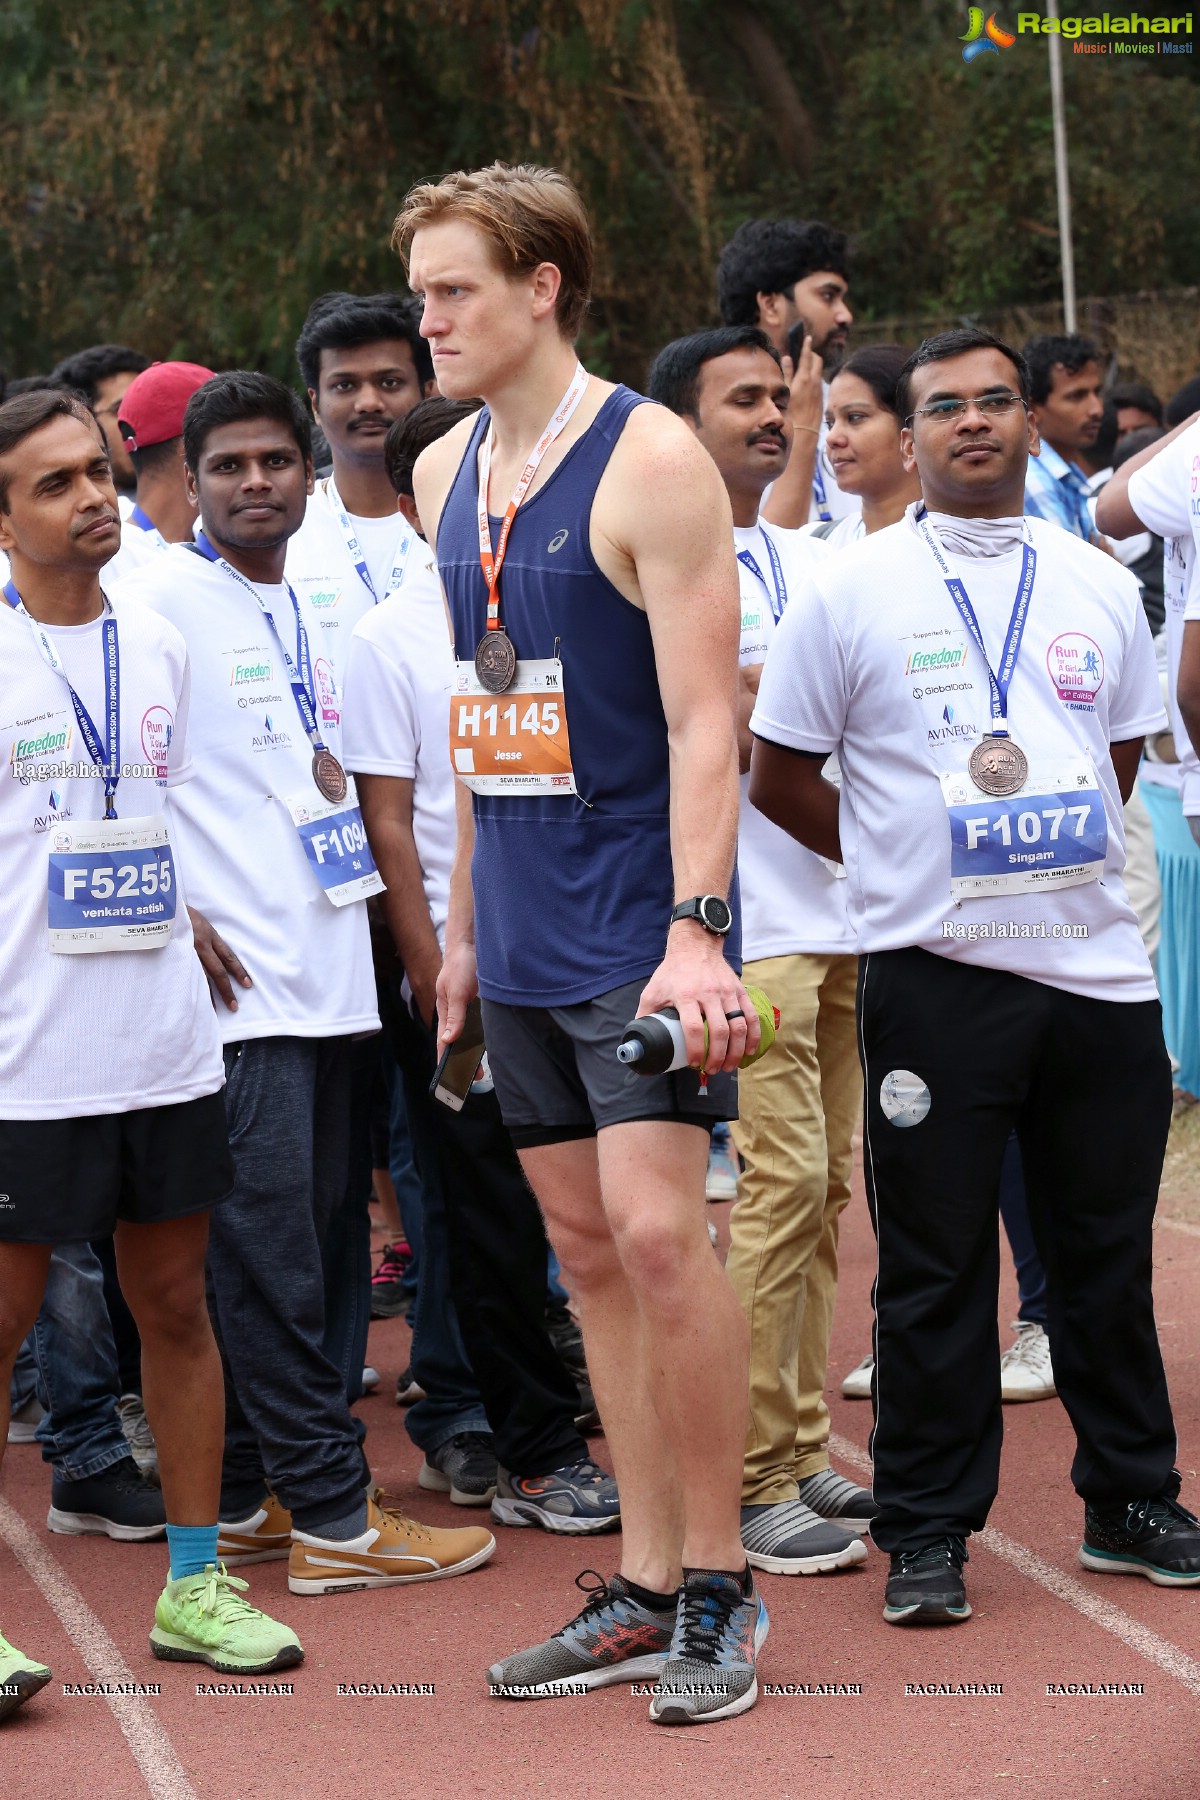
xmin=0 ymin=1498 xmax=200 ymax=1800
xmin=828 ymin=1430 xmax=1200 ymax=1698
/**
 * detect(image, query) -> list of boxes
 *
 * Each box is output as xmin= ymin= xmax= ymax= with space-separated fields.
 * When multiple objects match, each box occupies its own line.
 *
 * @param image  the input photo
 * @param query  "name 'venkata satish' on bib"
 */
xmin=450 ymin=657 xmax=578 ymax=796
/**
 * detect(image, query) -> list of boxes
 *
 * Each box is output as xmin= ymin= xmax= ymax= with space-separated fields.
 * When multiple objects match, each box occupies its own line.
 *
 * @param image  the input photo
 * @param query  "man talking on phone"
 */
xmin=396 ymin=163 xmax=765 ymax=1726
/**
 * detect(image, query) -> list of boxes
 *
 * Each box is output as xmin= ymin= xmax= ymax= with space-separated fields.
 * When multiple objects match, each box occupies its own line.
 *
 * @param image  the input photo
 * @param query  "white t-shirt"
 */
xmin=104 ymin=513 xmax=168 ymax=585
xmin=1128 ymin=421 xmax=1200 ymax=813
xmin=286 ymin=482 xmax=417 ymax=685
xmin=735 ymin=520 xmax=855 ymax=959
xmin=114 ymin=544 xmax=379 ymax=1042
xmin=801 ymin=513 xmax=864 ymax=551
xmin=751 ymin=508 xmax=1167 ymax=1001
xmin=341 ymin=550 xmax=456 ymax=950
xmin=0 ymin=593 xmax=224 ymax=1119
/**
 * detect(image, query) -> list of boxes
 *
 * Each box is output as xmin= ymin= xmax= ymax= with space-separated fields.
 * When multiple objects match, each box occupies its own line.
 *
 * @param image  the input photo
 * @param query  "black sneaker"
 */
xmin=370 ymin=1241 xmax=414 ymax=1320
xmin=419 ymin=1432 xmax=499 ymax=1506
xmin=883 ymin=1536 xmax=971 ymax=1625
xmin=1080 ymin=1491 xmax=1200 ymax=1586
xmin=545 ymin=1304 xmax=587 ymax=1378
xmin=48 ymin=1454 xmax=167 ymax=1541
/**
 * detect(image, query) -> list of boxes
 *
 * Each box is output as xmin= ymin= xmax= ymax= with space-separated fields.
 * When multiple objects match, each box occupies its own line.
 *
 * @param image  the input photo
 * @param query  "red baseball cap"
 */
xmin=117 ymin=361 xmax=215 ymax=451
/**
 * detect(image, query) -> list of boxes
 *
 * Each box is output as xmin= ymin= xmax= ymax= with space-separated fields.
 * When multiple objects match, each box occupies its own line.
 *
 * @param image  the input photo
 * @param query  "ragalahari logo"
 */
xmin=961 ymin=7 xmax=1017 ymax=58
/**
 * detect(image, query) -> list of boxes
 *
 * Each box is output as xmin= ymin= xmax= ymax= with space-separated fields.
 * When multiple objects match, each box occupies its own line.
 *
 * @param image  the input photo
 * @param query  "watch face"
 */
xmin=701 ymin=895 xmax=732 ymax=934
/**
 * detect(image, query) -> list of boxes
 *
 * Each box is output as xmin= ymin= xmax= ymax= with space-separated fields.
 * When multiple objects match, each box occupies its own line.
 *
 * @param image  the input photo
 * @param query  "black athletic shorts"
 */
xmin=0 ymin=1089 xmax=233 ymax=1244
xmin=481 ymin=976 xmax=737 ymax=1149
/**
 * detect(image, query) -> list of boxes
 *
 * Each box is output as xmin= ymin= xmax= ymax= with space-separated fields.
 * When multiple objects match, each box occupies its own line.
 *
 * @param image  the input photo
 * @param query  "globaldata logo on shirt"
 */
xmin=1047 ymin=632 xmax=1105 ymax=710
xmin=251 ymin=713 xmax=292 ymax=751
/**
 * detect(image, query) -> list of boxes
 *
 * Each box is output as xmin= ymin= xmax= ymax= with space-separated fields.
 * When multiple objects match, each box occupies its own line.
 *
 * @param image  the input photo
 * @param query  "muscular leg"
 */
xmin=0 ymin=1245 xmax=53 ymax=1455
xmin=114 ymin=1214 xmax=222 ymax=1527
xmin=522 ymin=1120 xmax=747 ymax=1586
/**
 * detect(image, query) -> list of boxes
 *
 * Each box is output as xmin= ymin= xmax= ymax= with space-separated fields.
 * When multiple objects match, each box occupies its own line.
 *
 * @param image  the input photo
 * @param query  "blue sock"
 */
xmin=166 ymin=1523 xmax=220 ymax=1581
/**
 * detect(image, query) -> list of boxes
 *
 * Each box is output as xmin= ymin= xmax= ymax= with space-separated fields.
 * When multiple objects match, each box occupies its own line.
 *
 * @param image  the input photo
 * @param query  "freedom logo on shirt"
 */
xmin=1046 ymin=632 xmax=1105 ymax=710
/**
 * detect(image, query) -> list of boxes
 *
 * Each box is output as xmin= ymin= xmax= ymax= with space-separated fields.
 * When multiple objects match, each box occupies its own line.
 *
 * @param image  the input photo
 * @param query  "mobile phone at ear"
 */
xmin=786 ymin=318 xmax=810 ymax=366
xmin=430 ymin=997 xmax=486 ymax=1111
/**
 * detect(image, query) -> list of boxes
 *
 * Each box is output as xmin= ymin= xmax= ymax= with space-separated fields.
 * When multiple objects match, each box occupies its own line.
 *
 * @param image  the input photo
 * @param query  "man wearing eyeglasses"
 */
xmin=747 ymin=325 xmax=1200 ymax=1630
xmin=49 ymin=345 xmax=151 ymax=502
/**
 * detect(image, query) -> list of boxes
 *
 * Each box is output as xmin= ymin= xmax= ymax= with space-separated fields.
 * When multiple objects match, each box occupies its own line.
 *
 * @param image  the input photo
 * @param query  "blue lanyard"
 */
xmin=811 ymin=458 xmax=832 ymax=523
xmin=325 ymin=480 xmax=413 ymax=604
xmin=194 ymin=532 xmax=329 ymax=753
xmin=915 ymin=512 xmax=1036 ymax=737
xmin=4 ymin=579 xmax=121 ymax=817
xmin=129 ymin=505 xmax=158 ymax=535
xmin=737 ymin=530 xmax=788 ymax=622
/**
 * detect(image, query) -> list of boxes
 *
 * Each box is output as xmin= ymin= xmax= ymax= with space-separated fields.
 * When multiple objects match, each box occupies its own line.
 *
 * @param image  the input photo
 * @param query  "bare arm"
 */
xmin=761 ymin=340 xmax=823 ymax=529
xmin=355 ymin=773 xmax=442 ymax=1028
xmin=187 ymin=905 xmax=251 ymax=1012
xmin=1095 ymin=410 xmax=1200 ymax=540
xmin=601 ymin=414 xmax=758 ymax=1072
xmin=434 ymin=774 xmax=478 ymax=1049
xmin=749 ymin=741 xmax=842 ymax=861
xmin=1109 ymin=736 xmax=1145 ymax=805
xmin=737 ymin=663 xmax=762 ymax=772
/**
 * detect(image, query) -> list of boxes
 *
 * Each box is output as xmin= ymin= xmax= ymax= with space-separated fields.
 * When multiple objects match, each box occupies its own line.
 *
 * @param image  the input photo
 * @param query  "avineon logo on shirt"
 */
xmin=251 ymin=713 xmax=291 ymax=751
xmin=905 ymin=643 xmax=969 ymax=676
xmin=33 ymin=785 xmax=73 ymax=834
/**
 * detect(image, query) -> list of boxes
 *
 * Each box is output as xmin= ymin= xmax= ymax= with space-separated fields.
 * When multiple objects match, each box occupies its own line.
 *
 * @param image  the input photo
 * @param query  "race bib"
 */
xmin=450 ymin=657 xmax=577 ymax=797
xmin=284 ymin=781 xmax=385 ymax=908
xmin=939 ymin=755 xmax=1107 ymax=900
xmin=47 ymin=815 xmax=177 ymax=954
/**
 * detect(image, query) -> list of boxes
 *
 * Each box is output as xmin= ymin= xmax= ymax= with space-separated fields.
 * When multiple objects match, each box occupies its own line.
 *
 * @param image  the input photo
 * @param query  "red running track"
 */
xmin=2 ymin=1151 xmax=1199 ymax=1800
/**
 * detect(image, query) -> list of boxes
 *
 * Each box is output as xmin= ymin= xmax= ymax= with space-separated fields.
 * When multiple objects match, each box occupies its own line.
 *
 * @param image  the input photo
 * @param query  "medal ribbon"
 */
xmin=915 ymin=511 xmax=1036 ymax=739
xmin=477 ymin=362 xmax=590 ymax=633
xmin=737 ymin=530 xmax=788 ymax=623
xmin=324 ymin=478 xmax=415 ymax=604
xmin=194 ymin=532 xmax=330 ymax=754
xmin=4 ymin=579 xmax=121 ymax=817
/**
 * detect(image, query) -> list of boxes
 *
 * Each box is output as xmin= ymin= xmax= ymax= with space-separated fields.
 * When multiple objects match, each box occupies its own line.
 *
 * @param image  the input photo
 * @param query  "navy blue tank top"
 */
xmin=437 ymin=385 xmax=740 ymax=1006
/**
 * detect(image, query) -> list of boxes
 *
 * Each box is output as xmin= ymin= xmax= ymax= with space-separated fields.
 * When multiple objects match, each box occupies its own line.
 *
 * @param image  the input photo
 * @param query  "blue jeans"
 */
xmin=11 ymin=1242 xmax=129 ymax=1481
xmin=998 ymin=1132 xmax=1048 ymax=1327
xmin=209 ymin=1036 xmax=371 ymax=1530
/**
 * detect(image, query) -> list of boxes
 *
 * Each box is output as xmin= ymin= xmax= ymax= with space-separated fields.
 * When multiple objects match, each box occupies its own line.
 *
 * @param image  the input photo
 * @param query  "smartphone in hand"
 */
xmin=430 ymin=997 xmax=486 ymax=1111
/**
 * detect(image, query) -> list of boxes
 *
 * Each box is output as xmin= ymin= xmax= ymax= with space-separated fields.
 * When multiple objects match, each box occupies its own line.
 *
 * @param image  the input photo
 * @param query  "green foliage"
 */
xmin=0 ymin=0 xmax=1195 ymax=386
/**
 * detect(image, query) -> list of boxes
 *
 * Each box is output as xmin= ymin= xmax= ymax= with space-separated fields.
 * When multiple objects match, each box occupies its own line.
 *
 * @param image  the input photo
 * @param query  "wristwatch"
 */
xmin=670 ymin=894 xmax=733 ymax=937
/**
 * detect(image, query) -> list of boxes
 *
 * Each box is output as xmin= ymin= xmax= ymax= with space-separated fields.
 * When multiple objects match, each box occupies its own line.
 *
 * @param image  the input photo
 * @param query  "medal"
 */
xmin=312 ymin=748 xmax=347 ymax=804
xmin=968 ymin=735 xmax=1028 ymax=797
xmin=475 ymin=629 xmax=517 ymax=694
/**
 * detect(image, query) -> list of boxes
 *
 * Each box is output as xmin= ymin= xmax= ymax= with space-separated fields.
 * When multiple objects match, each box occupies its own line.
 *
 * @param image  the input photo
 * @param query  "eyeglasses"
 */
xmin=907 ymin=393 xmax=1027 ymax=426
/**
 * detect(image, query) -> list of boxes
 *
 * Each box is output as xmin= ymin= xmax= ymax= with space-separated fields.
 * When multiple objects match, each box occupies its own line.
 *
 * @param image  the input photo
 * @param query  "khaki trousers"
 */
xmin=727 ymin=951 xmax=861 ymax=1504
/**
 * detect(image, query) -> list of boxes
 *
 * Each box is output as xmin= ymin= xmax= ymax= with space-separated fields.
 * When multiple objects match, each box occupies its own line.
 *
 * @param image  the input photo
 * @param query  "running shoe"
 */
xmin=492 ymin=1459 xmax=620 ymax=1535
xmin=370 ymin=1241 xmax=414 ymax=1320
xmin=841 ymin=1353 xmax=874 ymax=1399
xmin=150 ymin=1565 xmax=303 ymax=1674
xmin=740 ymin=1499 xmax=867 ymax=1575
xmin=649 ymin=1569 xmax=768 ymax=1725
xmin=883 ymin=1536 xmax=971 ymax=1625
xmin=487 ymin=1570 xmax=676 ymax=1698
xmin=288 ymin=1496 xmax=495 ymax=1594
xmin=6 ymin=1396 xmax=44 ymax=1445
xmin=544 ymin=1303 xmax=587 ymax=1378
xmin=1000 ymin=1321 xmax=1056 ymax=1402
xmin=0 ymin=1631 xmax=51 ymax=1723
xmin=48 ymin=1455 xmax=166 ymax=1541
xmin=419 ymin=1432 xmax=499 ymax=1506
xmin=705 ymin=1130 xmax=741 ymax=1202
xmin=1080 ymin=1490 xmax=1200 ymax=1586
xmin=395 ymin=1366 xmax=426 ymax=1406
xmin=361 ymin=1367 xmax=380 ymax=1394
xmin=218 ymin=1491 xmax=294 ymax=1566
xmin=116 ymin=1392 xmax=159 ymax=1481
xmin=796 ymin=1469 xmax=876 ymax=1533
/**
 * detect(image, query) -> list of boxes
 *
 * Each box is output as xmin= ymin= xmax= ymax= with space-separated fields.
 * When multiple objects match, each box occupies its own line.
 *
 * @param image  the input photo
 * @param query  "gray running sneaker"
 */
xmin=741 ymin=1498 xmax=867 ymax=1575
xmin=488 ymin=1570 xmax=675 ymax=1698
xmin=117 ymin=1392 xmax=159 ymax=1482
xmin=419 ymin=1432 xmax=498 ymax=1506
xmin=491 ymin=1458 xmax=620 ymax=1534
xmin=649 ymin=1569 xmax=769 ymax=1725
xmin=796 ymin=1469 xmax=876 ymax=1533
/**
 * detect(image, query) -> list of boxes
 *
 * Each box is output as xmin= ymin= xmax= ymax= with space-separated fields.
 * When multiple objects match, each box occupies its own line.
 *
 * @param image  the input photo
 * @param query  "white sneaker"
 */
xmin=1000 ymin=1322 xmax=1056 ymax=1402
xmin=841 ymin=1354 xmax=874 ymax=1400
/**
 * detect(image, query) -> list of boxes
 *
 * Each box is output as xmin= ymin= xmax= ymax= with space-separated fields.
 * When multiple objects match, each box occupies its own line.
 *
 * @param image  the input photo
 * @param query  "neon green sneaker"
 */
xmin=149 ymin=1564 xmax=304 ymax=1674
xmin=0 ymin=1630 xmax=51 ymax=1722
